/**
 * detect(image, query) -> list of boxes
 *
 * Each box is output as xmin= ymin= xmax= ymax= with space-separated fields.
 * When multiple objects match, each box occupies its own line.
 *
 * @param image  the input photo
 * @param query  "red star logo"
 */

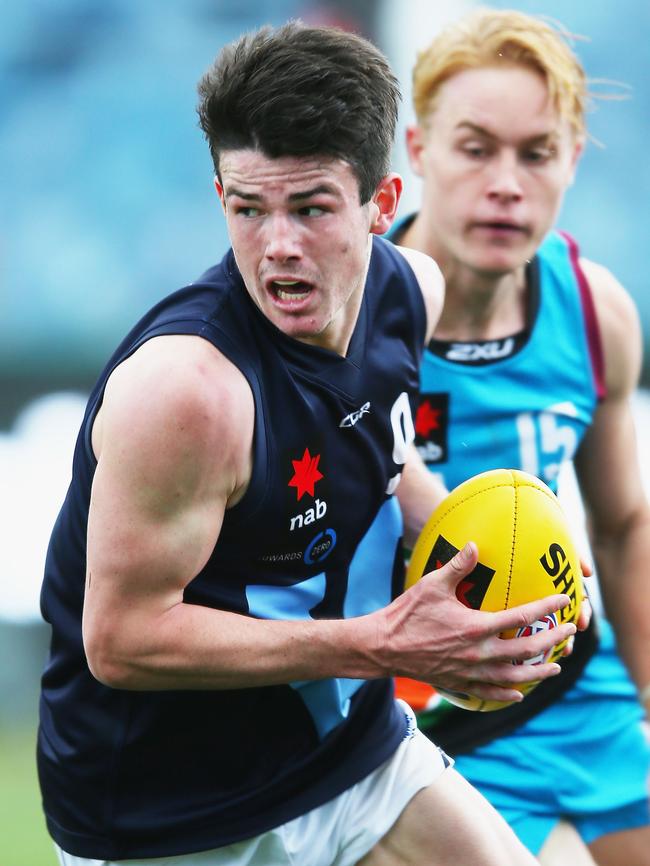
xmin=415 ymin=400 xmax=441 ymax=437
xmin=288 ymin=448 xmax=324 ymax=500
xmin=456 ymin=577 xmax=476 ymax=607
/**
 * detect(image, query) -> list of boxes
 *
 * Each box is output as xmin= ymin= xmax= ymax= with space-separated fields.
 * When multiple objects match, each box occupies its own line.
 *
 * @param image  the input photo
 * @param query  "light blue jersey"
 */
xmin=416 ymin=230 xmax=605 ymax=493
xmin=390 ymin=219 xmax=650 ymax=854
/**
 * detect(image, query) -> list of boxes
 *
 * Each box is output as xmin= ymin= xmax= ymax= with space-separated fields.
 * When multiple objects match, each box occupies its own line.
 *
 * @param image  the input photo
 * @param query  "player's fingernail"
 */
xmin=453 ymin=543 xmax=472 ymax=563
xmin=461 ymin=541 xmax=477 ymax=559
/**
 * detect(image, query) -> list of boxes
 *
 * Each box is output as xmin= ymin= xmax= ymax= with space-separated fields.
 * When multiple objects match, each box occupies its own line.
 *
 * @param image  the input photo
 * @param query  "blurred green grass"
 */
xmin=0 ymin=725 xmax=57 ymax=866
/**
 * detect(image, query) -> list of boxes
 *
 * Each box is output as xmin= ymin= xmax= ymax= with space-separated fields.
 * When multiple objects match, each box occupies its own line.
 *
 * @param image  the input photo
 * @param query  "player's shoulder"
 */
xmin=580 ymin=257 xmax=642 ymax=395
xmin=580 ymin=258 xmax=635 ymax=312
xmin=116 ymin=334 xmax=250 ymax=411
xmin=580 ymin=257 xmax=640 ymax=342
xmin=98 ymin=334 xmax=254 ymax=466
xmin=393 ymin=244 xmax=444 ymax=341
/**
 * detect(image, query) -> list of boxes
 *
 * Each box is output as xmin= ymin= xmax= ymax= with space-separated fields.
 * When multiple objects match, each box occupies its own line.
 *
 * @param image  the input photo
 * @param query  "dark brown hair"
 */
xmin=197 ymin=21 xmax=400 ymax=203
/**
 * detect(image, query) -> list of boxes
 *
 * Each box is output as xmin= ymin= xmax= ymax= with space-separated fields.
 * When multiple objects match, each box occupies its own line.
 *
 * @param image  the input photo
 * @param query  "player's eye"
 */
xmin=236 ymin=206 xmax=262 ymax=217
xmin=298 ymin=205 xmax=326 ymax=217
xmin=461 ymin=142 xmax=489 ymax=159
xmin=523 ymin=146 xmax=556 ymax=164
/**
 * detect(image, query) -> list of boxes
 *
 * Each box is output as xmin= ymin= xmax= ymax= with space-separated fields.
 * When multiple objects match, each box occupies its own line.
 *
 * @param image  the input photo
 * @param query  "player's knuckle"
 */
xmin=462 ymin=620 xmax=486 ymax=647
xmin=464 ymin=645 xmax=483 ymax=664
xmin=513 ymin=608 xmax=531 ymax=631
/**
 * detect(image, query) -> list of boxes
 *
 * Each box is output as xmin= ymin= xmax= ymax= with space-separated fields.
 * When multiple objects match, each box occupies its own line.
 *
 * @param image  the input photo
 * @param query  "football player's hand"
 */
xmin=377 ymin=542 xmax=576 ymax=704
xmin=562 ymin=557 xmax=593 ymax=656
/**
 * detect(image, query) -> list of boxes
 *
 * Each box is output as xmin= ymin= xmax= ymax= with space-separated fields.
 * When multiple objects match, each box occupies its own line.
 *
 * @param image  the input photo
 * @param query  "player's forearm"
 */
xmin=83 ymin=600 xmax=384 ymax=691
xmin=396 ymin=446 xmax=447 ymax=547
xmin=83 ymin=545 xmax=576 ymax=700
xmin=591 ymin=510 xmax=650 ymax=696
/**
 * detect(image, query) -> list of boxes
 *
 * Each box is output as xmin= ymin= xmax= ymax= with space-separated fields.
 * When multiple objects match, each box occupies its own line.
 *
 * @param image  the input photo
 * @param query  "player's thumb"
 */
xmin=440 ymin=541 xmax=478 ymax=586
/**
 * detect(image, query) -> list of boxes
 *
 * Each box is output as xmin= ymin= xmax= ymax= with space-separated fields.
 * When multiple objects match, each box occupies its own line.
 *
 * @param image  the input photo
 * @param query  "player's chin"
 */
xmin=473 ymin=249 xmax=530 ymax=276
xmin=472 ymin=237 xmax=535 ymax=273
xmin=266 ymin=306 xmax=320 ymax=336
xmin=285 ymin=308 xmax=335 ymax=342
xmin=282 ymin=318 xmax=327 ymax=342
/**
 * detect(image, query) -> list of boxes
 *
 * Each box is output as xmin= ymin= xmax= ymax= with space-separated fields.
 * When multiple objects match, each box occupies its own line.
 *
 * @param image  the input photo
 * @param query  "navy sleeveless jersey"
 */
xmin=38 ymin=235 xmax=427 ymax=859
xmin=390 ymin=219 xmax=603 ymax=752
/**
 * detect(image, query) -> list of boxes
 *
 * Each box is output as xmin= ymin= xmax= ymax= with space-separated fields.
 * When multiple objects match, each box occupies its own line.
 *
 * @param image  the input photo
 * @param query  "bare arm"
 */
xmin=84 ymin=335 xmax=374 ymax=690
xmin=395 ymin=243 xmax=445 ymax=342
xmin=389 ymin=245 xmax=448 ymax=541
xmin=83 ymin=335 xmax=574 ymax=701
xmin=574 ymin=259 xmax=650 ymax=711
xmin=396 ymin=444 xmax=448 ymax=548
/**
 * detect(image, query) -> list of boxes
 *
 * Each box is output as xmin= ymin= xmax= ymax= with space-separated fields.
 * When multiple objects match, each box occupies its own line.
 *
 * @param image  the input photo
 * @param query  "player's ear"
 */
xmin=369 ymin=173 xmax=403 ymax=235
xmin=213 ymin=175 xmax=227 ymax=213
xmin=406 ymin=125 xmax=426 ymax=177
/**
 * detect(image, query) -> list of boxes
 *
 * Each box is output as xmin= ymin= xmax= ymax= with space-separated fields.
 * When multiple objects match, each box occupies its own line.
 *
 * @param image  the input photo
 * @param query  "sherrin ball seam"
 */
xmin=415 ymin=473 xmax=559 ymax=556
xmin=505 ymin=481 xmax=517 ymax=610
xmin=415 ymin=481 xmax=518 ymax=555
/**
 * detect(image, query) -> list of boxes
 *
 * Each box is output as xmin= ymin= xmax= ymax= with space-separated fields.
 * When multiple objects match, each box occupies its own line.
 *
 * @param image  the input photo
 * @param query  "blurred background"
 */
xmin=1 ymin=1 xmax=648 ymax=862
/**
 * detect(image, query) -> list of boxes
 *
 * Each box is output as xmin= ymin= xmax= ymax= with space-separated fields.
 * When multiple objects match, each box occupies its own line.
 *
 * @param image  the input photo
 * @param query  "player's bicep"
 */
xmin=576 ymin=259 xmax=645 ymax=534
xmin=83 ymin=427 xmax=225 ymax=676
xmin=86 ymin=442 xmax=225 ymax=612
xmin=83 ymin=448 xmax=227 ymax=686
xmin=82 ymin=339 xmax=253 ymax=661
xmin=575 ymin=397 xmax=645 ymax=537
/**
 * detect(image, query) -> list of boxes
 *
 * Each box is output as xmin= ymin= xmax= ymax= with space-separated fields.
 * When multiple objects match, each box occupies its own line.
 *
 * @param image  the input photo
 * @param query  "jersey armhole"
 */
xmin=81 ymin=318 xmax=272 ymax=527
xmin=391 ymin=243 xmax=429 ymax=353
xmin=558 ymin=230 xmax=607 ymax=401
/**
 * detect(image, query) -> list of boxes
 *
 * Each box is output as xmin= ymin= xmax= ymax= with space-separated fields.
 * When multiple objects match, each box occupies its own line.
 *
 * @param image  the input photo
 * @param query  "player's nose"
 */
xmin=264 ymin=213 xmax=302 ymax=261
xmin=486 ymin=151 xmax=524 ymax=202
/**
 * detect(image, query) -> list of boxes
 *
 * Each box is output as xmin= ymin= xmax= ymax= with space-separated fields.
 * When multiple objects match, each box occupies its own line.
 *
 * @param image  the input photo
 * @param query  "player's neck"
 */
xmin=434 ymin=280 xmax=526 ymax=341
xmin=399 ymin=215 xmax=528 ymax=341
xmin=436 ymin=263 xmax=527 ymax=342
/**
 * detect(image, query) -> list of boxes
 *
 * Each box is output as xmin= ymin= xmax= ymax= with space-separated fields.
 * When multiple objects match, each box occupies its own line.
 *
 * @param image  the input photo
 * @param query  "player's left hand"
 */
xmin=576 ymin=555 xmax=593 ymax=631
xmin=562 ymin=557 xmax=593 ymax=656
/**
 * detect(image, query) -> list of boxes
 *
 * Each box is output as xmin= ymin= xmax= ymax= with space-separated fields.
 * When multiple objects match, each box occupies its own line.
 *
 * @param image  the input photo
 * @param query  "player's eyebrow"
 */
xmin=455 ymin=121 xmax=558 ymax=145
xmin=224 ymin=184 xmax=340 ymax=202
xmin=454 ymin=121 xmax=497 ymax=139
xmin=224 ymin=188 xmax=261 ymax=201
xmin=287 ymin=184 xmax=340 ymax=202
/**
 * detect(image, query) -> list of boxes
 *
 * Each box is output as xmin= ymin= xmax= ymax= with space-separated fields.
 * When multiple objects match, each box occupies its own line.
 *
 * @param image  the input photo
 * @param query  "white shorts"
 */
xmin=55 ymin=701 xmax=452 ymax=866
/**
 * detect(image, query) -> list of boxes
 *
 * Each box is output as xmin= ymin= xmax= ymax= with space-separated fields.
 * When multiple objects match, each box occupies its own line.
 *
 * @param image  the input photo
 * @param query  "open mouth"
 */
xmin=269 ymin=279 xmax=313 ymax=302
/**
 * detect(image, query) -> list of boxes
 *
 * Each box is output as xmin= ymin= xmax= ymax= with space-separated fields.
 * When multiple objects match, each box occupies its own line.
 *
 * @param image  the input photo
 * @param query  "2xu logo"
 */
xmin=539 ymin=542 xmax=579 ymax=622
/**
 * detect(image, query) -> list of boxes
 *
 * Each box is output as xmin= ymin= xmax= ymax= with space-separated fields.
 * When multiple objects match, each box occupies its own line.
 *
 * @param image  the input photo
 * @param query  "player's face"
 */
xmin=216 ymin=151 xmax=397 ymax=354
xmin=408 ymin=65 xmax=583 ymax=276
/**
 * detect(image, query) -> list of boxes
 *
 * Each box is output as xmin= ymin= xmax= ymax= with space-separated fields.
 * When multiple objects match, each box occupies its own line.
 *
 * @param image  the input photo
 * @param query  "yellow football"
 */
xmin=406 ymin=468 xmax=582 ymax=712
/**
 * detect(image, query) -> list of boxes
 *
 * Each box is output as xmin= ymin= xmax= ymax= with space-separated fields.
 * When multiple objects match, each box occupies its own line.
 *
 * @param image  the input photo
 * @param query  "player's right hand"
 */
xmin=374 ymin=542 xmax=576 ymax=704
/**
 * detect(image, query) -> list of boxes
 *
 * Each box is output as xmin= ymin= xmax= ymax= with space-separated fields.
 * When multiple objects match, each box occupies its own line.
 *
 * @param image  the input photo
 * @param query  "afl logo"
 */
xmin=513 ymin=612 xmax=558 ymax=666
xmin=304 ymin=528 xmax=337 ymax=565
